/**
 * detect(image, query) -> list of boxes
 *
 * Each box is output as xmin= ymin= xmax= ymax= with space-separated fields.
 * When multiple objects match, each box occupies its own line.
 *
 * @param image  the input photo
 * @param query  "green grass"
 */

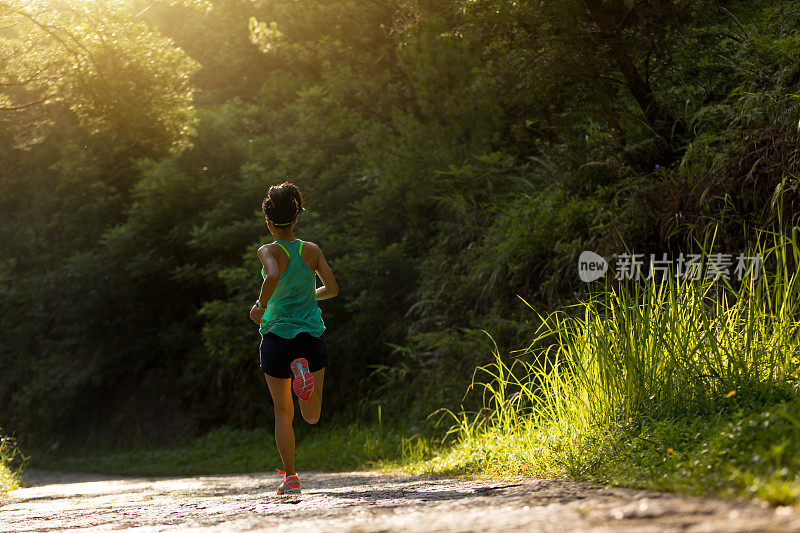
xmin=1 ymin=433 xmax=23 ymax=494
xmin=36 ymin=422 xmax=436 ymax=477
xmin=407 ymin=393 xmax=800 ymax=503
xmin=577 ymin=396 xmax=800 ymax=505
xmin=403 ymin=227 xmax=800 ymax=505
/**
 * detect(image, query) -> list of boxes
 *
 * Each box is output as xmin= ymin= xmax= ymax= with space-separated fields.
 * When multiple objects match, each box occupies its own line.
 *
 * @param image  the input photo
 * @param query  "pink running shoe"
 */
xmin=276 ymin=469 xmax=301 ymax=495
xmin=290 ymin=357 xmax=314 ymax=401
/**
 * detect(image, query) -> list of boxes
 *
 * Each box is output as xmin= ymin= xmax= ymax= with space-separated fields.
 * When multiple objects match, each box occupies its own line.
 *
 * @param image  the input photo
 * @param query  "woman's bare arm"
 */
xmin=308 ymin=242 xmax=338 ymax=300
xmin=249 ymin=244 xmax=281 ymax=324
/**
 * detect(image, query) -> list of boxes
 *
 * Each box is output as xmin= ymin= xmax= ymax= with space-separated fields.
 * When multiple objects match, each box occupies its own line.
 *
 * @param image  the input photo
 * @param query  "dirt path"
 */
xmin=2 ymin=470 xmax=799 ymax=532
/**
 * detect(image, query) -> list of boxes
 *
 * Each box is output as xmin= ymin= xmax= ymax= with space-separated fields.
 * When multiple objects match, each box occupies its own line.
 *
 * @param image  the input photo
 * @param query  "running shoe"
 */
xmin=276 ymin=469 xmax=301 ymax=495
xmin=290 ymin=357 xmax=314 ymax=401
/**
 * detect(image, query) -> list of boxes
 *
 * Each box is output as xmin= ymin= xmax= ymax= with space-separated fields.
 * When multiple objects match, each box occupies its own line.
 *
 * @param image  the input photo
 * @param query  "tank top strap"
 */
xmin=261 ymin=239 xmax=302 ymax=278
xmin=274 ymin=241 xmax=291 ymax=259
xmin=276 ymin=239 xmax=302 ymax=262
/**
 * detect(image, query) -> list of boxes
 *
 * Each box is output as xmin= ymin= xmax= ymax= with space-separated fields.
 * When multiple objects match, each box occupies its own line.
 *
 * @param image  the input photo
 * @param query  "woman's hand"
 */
xmin=249 ymin=304 xmax=265 ymax=325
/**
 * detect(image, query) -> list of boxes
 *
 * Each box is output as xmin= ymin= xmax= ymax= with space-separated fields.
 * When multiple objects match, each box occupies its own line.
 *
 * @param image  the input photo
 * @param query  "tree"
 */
xmin=0 ymin=0 xmax=198 ymax=155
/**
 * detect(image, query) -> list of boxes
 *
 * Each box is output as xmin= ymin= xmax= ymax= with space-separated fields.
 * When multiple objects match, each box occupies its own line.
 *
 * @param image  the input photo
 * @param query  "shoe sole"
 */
xmin=290 ymin=358 xmax=314 ymax=401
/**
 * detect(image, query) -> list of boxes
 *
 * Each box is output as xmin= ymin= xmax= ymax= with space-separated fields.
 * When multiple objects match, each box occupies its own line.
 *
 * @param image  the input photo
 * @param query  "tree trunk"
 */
xmin=584 ymin=0 xmax=677 ymax=149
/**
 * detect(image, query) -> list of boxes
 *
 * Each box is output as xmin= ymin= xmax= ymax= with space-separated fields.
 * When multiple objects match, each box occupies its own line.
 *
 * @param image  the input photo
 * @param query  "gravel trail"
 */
xmin=2 ymin=470 xmax=799 ymax=532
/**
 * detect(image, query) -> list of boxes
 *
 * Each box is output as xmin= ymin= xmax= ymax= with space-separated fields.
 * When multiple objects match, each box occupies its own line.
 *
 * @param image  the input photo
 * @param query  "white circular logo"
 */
xmin=578 ymin=251 xmax=608 ymax=282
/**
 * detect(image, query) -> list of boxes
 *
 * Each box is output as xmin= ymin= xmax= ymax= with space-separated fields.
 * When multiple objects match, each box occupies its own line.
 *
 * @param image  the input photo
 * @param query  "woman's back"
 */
xmin=260 ymin=239 xmax=324 ymax=338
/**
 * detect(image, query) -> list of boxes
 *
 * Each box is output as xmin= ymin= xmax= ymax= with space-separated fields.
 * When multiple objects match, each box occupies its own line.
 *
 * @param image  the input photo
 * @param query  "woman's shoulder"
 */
xmin=257 ymin=242 xmax=284 ymax=258
xmin=258 ymin=242 xmax=277 ymax=253
xmin=300 ymin=240 xmax=321 ymax=266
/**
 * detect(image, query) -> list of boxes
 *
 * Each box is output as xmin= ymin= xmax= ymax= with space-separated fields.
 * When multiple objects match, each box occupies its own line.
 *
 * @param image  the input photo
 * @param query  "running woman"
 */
xmin=248 ymin=181 xmax=339 ymax=496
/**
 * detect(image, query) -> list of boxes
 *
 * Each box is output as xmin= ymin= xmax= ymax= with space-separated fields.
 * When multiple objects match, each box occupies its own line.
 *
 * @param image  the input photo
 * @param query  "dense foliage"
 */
xmin=2 ymin=0 xmax=799 ymax=449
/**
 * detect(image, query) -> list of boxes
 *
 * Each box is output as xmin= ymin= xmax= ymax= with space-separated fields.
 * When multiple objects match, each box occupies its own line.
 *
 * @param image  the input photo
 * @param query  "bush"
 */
xmin=0 ymin=432 xmax=24 ymax=494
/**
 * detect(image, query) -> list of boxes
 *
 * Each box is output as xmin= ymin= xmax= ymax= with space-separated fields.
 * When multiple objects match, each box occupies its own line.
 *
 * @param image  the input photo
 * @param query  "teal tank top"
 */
xmin=260 ymin=239 xmax=325 ymax=338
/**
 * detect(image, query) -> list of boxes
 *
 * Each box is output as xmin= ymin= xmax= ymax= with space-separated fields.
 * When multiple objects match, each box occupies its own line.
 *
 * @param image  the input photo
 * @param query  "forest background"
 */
xmin=2 ymin=0 xmax=800 ymax=489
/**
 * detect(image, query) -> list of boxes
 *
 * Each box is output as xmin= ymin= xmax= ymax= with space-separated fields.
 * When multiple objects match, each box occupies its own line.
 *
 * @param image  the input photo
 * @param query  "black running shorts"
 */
xmin=259 ymin=332 xmax=328 ymax=379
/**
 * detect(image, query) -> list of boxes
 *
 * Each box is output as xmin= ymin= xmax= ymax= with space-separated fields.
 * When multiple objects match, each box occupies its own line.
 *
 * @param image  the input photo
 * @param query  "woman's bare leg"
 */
xmin=265 ymin=374 xmax=295 ymax=474
xmin=298 ymin=368 xmax=325 ymax=424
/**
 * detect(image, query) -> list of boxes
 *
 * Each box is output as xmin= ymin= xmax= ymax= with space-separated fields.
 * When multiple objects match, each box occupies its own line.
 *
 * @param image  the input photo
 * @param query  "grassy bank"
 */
xmin=34 ymin=422 xmax=431 ymax=477
xmin=408 ymin=392 xmax=800 ymax=504
xmin=406 ymin=230 xmax=800 ymax=505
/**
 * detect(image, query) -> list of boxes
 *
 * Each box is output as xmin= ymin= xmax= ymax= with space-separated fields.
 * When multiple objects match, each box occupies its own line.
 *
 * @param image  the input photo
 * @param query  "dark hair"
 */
xmin=262 ymin=181 xmax=304 ymax=226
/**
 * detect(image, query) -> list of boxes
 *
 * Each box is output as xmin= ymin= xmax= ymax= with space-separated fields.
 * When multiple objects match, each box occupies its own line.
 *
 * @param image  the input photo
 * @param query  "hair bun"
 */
xmin=262 ymin=181 xmax=304 ymax=226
